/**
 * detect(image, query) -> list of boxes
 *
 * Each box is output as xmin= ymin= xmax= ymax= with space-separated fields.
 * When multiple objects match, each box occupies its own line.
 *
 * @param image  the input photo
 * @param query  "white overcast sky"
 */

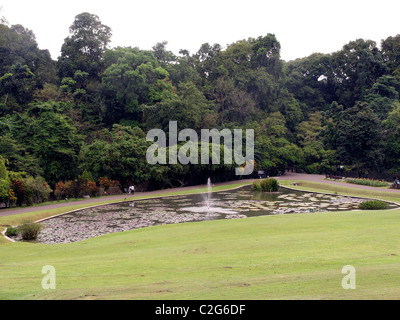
xmin=1 ymin=0 xmax=400 ymax=62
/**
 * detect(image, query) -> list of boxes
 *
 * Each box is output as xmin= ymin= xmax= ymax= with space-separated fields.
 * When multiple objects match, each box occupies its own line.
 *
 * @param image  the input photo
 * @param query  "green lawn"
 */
xmin=1 ymin=180 xmax=400 ymax=300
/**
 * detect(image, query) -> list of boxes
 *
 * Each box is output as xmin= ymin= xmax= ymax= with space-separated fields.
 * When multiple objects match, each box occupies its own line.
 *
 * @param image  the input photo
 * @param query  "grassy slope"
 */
xmin=1 ymin=180 xmax=400 ymax=300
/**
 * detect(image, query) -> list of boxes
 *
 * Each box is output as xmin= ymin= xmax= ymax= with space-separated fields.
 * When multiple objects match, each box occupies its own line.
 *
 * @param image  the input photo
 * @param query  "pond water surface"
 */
xmin=33 ymin=185 xmax=398 ymax=244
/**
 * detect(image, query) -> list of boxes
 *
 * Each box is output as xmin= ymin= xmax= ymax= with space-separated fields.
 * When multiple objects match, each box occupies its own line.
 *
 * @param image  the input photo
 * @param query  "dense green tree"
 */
xmin=102 ymin=47 xmax=173 ymax=125
xmin=251 ymin=34 xmax=282 ymax=79
xmin=0 ymin=24 xmax=57 ymax=115
xmin=194 ymin=42 xmax=224 ymax=87
xmin=279 ymin=95 xmax=304 ymax=135
xmin=142 ymin=81 xmax=216 ymax=133
xmin=19 ymin=103 xmax=84 ymax=186
xmin=382 ymin=102 xmax=400 ymax=173
xmin=0 ymin=63 xmax=35 ymax=113
xmin=363 ymin=75 xmax=399 ymax=120
xmin=296 ymin=112 xmax=336 ymax=173
xmin=210 ymin=77 xmax=257 ymax=125
xmin=0 ymin=24 xmax=57 ymax=86
xmin=381 ymin=35 xmax=400 ymax=77
xmin=57 ymin=12 xmax=112 ymax=80
xmin=250 ymin=112 xmax=302 ymax=174
xmin=0 ymin=155 xmax=11 ymax=205
xmin=329 ymin=39 xmax=387 ymax=108
xmin=0 ymin=133 xmax=40 ymax=175
xmin=336 ymin=102 xmax=385 ymax=174
xmin=284 ymin=53 xmax=332 ymax=113
xmin=79 ymin=124 xmax=167 ymax=187
xmin=167 ymin=49 xmax=200 ymax=86
xmin=152 ymin=41 xmax=177 ymax=70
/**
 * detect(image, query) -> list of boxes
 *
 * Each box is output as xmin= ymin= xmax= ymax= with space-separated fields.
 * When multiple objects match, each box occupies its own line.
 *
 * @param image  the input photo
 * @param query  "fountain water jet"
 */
xmin=202 ymin=177 xmax=212 ymax=210
xmin=180 ymin=177 xmax=238 ymax=214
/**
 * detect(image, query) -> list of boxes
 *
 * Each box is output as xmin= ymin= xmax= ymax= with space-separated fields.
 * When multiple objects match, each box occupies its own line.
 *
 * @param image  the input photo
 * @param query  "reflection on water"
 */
xmin=35 ymin=185 xmax=398 ymax=244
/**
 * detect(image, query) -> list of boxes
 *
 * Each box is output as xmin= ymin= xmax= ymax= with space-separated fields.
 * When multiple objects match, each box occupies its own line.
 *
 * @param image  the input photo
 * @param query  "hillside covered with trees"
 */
xmin=1 ymin=12 xmax=400 ymax=206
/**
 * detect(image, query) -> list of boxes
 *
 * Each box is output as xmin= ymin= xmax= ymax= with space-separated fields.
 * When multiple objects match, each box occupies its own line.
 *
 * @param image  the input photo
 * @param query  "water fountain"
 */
xmin=202 ymin=177 xmax=212 ymax=210
xmin=180 ymin=178 xmax=238 ymax=214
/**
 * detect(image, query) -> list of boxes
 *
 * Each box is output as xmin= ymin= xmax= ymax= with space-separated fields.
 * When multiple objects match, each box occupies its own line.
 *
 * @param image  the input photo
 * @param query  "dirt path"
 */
xmin=1 ymin=172 xmax=399 ymax=218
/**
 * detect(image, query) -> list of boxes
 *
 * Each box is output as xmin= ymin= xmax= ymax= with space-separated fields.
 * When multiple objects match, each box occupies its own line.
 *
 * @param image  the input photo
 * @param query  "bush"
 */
xmin=54 ymin=181 xmax=66 ymax=200
xmin=252 ymin=180 xmax=263 ymax=191
xmin=56 ymin=179 xmax=100 ymax=199
xmin=5 ymin=226 xmax=19 ymax=237
xmin=11 ymin=179 xmax=27 ymax=206
xmin=253 ymin=178 xmax=279 ymax=192
xmin=24 ymin=176 xmax=52 ymax=205
xmin=18 ymin=222 xmax=42 ymax=240
xmin=98 ymin=177 xmax=115 ymax=189
xmin=359 ymin=200 xmax=389 ymax=210
xmin=85 ymin=181 xmax=99 ymax=197
xmin=347 ymin=178 xmax=389 ymax=187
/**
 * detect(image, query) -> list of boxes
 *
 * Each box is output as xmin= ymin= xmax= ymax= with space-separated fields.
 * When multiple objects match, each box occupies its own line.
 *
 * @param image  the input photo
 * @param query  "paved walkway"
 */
xmin=276 ymin=172 xmax=400 ymax=193
xmin=1 ymin=172 xmax=399 ymax=218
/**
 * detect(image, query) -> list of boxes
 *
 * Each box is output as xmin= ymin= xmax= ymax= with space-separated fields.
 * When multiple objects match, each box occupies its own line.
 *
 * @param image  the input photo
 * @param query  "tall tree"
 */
xmin=20 ymin=102 xmax=84 ymax=186
xmin=152 ymin=41 xmax=176 ymax=69
xmin=0 ymin=63 xmax=36 ymax=114
xmin=57 ymin=12 xmax=112 ymax=81
xmin=382 ymin=102 xmax=400 ymax=174
xmin=0 ymin=24 xmax=57 ymax=93
xmin=329 ymin=39 xmax=387 ymax=108
xmin=102 ymin=47 xmax=173 ymax=125
xmin=142 ymin=81 xmax=215 ymax=133
xmin=381 ymin=35 xmax=400 ymax=76
xmin=284 ymin=53 xmax=332 ymax=114
xmin=79 ymin=124 xmax=167 ymax=187
xmin=336 ymin=102 xmax=385 ymax=174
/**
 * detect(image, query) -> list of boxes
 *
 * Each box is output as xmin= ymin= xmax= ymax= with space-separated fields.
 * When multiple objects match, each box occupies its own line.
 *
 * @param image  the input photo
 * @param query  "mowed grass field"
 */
xmin=1 ymin=180 xmax=400 ymax=300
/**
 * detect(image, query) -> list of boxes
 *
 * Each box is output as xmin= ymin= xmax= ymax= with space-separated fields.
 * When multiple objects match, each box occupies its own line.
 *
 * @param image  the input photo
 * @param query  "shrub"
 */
xmin=0 ymin=178 xmax=11 ymax=206
xmin=57 ymin=179 xmax=100 ymax=199
xmin=253 ymin=178 xmax=279 ymax=192
xmin=17 ymin=222 xmax=42 ymax=241
xmin=64 ymin=180 xmax=85 ymax=198
xmin=85 ymin=181 xmax=99 ymax=197
xmin=266 ymin=178 xmax=279 ymax=192
xmin=5 ymin=226 xmax=19 ymax=237
xmin=98 ymin=177 xmax=114 ymax=189
xmin=54 ymin=181 xmax=66 ymax=200
xmin=252 ymin=180 xmax=263 ymax=191
xmin=347 ymin=178 xmax=390 ymax=187
xmin=359 ymin=200 xmax=389 ymax=210
xmin=11 ymin=179 xmax=27 ymax=206
xmin=24 ymin=176 xmax=52 ymax=205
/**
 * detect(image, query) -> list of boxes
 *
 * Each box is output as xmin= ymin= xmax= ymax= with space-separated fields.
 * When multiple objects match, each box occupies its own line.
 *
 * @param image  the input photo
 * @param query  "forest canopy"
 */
xmin=1 ymin=12 xmax=400 ymax=205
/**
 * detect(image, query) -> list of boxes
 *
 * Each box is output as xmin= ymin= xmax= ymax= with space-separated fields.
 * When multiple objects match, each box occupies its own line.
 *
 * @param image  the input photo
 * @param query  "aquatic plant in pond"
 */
xmin=253 ymin=178 xmax=279 ymax=192
xmin=29 ymin=185 xmax=399 ymax=244
xmin=359 ymin=200 xmax=389 ymax=210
